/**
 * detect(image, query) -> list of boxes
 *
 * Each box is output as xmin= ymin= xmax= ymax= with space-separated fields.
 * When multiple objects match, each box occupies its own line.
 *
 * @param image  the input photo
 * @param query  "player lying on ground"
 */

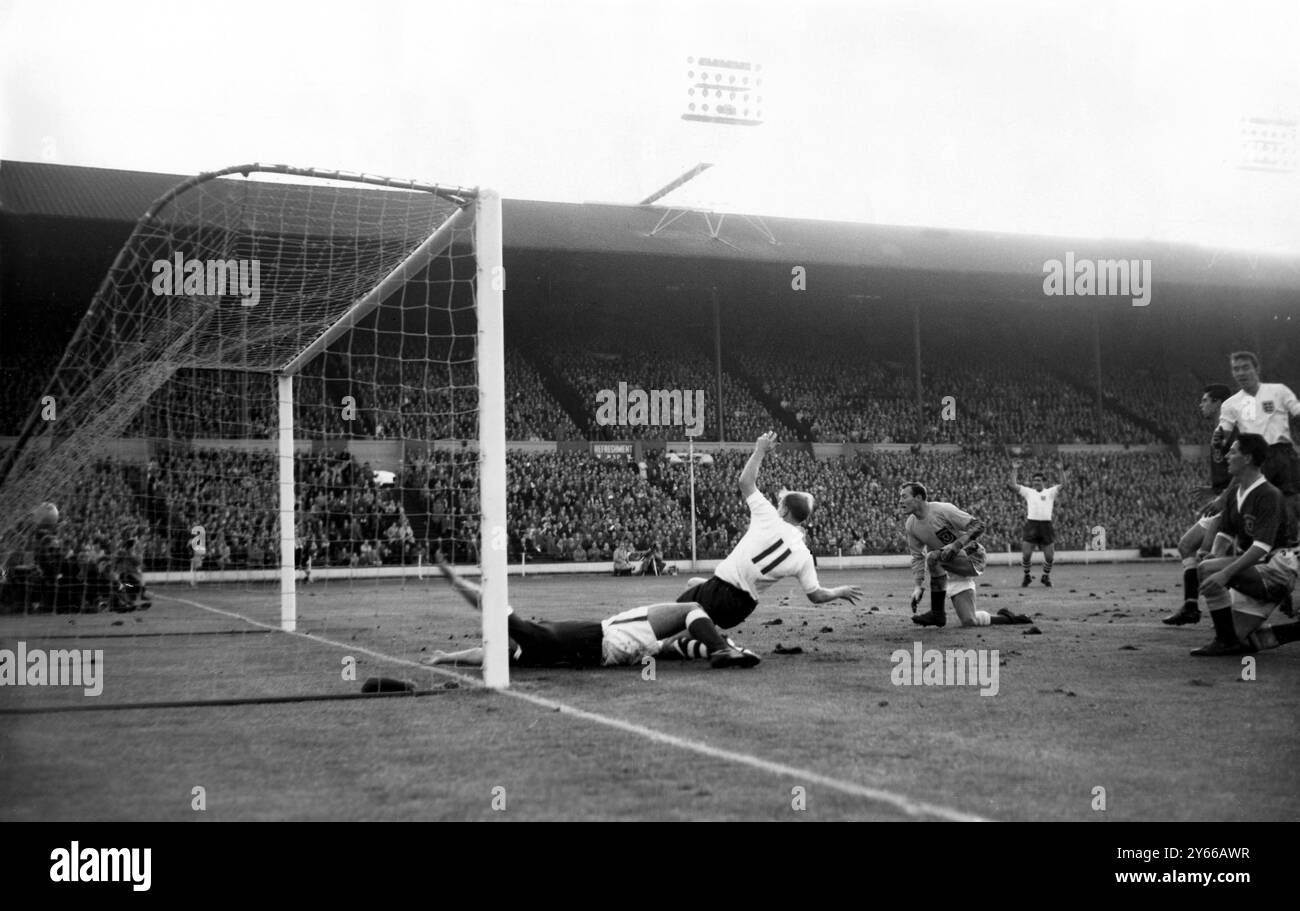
xmin=1188 ymin=434 xmax=1300 ymax=656
xmin=675 ymin=431 xmax=863 ymax=630
xmin=1165 ymin=383 xmax=1238 ymax=625
xmin=1007 ymin=459 xmax=1067 ymax=587
xmin=899 ymin=482 xmax=1031 ymax=628
xmin=423 ymin=554 xmax=761 ymax=669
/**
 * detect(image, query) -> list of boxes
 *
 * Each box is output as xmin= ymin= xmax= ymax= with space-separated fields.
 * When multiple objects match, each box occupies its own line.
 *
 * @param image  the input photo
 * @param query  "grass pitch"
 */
xmin=2 ymin=563 xmax=1296 ymax=821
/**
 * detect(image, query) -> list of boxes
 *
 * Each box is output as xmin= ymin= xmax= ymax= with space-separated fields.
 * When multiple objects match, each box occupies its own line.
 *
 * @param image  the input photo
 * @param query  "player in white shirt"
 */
xmin=1216 ymin=351 xmax=1300 ymax=547
xmin=901 ymin=482 xmax=1031 ymax=628
xmin=676 ymin=431 xmax=863 ymax=630
xmin=1007 ymin=460 xmax=1067 ymax=588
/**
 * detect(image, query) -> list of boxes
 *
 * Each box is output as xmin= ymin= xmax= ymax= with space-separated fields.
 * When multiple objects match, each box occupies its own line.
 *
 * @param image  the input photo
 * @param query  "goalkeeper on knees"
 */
xmin=899 ymin=482 xmax=1029 ymax=628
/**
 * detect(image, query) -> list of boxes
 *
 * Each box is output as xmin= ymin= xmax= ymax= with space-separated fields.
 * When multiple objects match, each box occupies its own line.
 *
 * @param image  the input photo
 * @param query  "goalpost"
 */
xmin=0 ymin=164 xmax=510 ymax=691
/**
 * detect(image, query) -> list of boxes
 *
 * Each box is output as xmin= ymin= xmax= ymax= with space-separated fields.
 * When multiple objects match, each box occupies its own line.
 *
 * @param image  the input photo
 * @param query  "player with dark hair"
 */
xmin=1189 ymin=434 xmax=1300 ymax=656
xmin=423 ymin=554 xmax=760 ymax=669
xmin=901 ymin=482 xmax=1030 ymax=628
xmin=1007 ymin=460 xmax=1068 ymax=587
xmin=1215 ymin=351 xmax=1300 ymax=547
xmin=1164 ymin=383 xmax=1238 ymax=625
xmin=674 ymin=432 xmax=862 ymax=630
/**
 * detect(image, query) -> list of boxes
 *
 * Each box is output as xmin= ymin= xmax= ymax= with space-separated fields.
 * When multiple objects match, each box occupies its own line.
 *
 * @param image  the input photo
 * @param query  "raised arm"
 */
xmin=739 ymin=431 xmax=779 ymax=498
xmin=1007 ymin=459 xmax=1022 ymax=493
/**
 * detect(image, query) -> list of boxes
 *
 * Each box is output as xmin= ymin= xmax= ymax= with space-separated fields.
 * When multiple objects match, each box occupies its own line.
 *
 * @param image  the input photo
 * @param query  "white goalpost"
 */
xmin=0 ymin=164 xmax=511 ymax=692
xmin=473 ymin=189 xmax=509 ymax=690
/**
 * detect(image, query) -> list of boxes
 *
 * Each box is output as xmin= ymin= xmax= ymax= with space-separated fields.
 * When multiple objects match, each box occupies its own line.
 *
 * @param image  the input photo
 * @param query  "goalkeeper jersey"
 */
xmin=906 ymin=502 xmax=983 ymax=587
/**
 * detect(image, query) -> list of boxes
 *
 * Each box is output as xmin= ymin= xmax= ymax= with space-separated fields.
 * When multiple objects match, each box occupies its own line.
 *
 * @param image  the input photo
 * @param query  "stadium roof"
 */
xmin=4 ymin=159 xmax=1300 ymax=294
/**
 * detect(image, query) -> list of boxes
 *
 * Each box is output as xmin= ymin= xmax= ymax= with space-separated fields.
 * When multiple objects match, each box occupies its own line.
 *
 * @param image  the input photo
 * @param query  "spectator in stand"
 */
xmin=613 ymin=540 xmax=635 ymax=575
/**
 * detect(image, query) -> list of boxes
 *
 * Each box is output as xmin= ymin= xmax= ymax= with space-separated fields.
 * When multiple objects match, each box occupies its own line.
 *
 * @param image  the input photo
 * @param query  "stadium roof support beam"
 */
xmin=638 ymin=163 xmax=713 ymax=206
xmin=647 ymin=207 xmax=779 ymax=250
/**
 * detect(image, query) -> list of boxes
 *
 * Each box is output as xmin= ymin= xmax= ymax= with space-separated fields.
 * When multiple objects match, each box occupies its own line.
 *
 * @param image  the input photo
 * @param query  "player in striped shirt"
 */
xmin=1189 ymin=434 xmax=1300 ymax=656
xmin=676 ymin=431 xmax=863 ymax=629
xmin=901 ymin=482 xmax=1030 ymax=628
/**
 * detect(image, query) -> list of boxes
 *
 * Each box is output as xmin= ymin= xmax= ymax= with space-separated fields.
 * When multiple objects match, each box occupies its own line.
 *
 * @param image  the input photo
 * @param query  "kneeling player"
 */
xmin=425 ymin=555 xmax=758 ymax=670
xmin=1165 ymin=383 xmax=1236 ymax=626
xmin=899 ymin=482 xmax=1030 ymax=628
xmin=1190 ymin=435 xmax=1300 ymax=656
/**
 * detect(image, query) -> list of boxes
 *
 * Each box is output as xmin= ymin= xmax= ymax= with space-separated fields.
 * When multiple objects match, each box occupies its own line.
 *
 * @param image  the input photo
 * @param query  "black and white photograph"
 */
xmin=1 ymin=0 xmax=1297 ymax=873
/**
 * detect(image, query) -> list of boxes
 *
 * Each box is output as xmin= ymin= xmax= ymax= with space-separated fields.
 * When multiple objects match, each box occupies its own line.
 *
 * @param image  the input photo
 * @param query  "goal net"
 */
xmin=0 ymin=165 xmax=510 ymax=707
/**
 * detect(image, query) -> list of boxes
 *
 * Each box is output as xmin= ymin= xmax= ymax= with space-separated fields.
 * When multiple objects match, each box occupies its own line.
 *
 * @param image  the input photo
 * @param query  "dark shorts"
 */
xmin=1022 ymin=520 xmax=1055 ymax=546
xmin=677 ymin=576 xmax=758 ymax=630
xmin=1263 ymin=443 xmax=1300 ymax=496
xmin=507 ymin=616 xmax=604 ymax=667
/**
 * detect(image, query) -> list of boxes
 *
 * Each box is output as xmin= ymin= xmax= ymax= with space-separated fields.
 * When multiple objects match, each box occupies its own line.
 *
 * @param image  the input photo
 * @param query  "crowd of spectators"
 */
xmin=734 ymin=346 xmax=980 ymax=444
xmin=6 ymin=311 xmax=1294 ymax=448
xmin=1 ymin=305 xmax=1280 ymax=587
xmin=504 ymin=451 xmax=691 ymax=563
xmin=4 ymin=441 xmax=1215 ymax=594
xmin=926 ymin=356 xmax=1160 ymax=445
xmin=23 ymin=345 xmax=587 ymax=444
xmin=653 ymin=446 xmax=1202 ymax=557
xmin=504 ymin=350 xmax=584 ymax=441
xmin=536 ymin=326 xmax=778 ymax=442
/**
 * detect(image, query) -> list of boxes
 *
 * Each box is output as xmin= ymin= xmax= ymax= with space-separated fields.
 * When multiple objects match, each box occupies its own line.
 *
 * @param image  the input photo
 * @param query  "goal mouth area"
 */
xmin=0 ymin=162 xmax=512 ymax=697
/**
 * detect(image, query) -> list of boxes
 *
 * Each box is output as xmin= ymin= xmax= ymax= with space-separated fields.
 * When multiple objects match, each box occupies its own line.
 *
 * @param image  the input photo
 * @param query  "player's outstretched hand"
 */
xmin=910 ymin=585 xmax=924 ymax=612
xmin=755 ymin=431 xmax=779 ymax=453
xmin=836 ymin=585 xmax=864 ymax=604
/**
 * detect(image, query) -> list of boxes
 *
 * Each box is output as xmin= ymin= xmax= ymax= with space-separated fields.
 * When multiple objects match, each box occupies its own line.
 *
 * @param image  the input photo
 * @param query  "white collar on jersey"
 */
xmin=1236 ymin=475 xmax=1267 ymax=511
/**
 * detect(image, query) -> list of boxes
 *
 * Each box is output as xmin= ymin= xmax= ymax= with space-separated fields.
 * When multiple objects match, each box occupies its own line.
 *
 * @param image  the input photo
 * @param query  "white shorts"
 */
xmin=600 ymin=606 xmax=661 ymax=666
xmin=1230 ymin=590 xmax=1278 ymax=620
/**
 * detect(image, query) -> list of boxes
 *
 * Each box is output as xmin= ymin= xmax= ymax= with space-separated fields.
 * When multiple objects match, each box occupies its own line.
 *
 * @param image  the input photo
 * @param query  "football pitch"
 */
xmin=2 ymin=563 xmax=1297 ymax=822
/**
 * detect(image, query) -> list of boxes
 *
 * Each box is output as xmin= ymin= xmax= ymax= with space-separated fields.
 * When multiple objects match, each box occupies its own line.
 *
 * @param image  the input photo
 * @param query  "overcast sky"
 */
xmin=2 ymin=0 xmax=1298 ymax=251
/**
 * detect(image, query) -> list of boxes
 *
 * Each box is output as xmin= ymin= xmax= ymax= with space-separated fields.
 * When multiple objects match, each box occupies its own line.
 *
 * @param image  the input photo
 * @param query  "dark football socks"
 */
xmin=930 ymin=589 xmax=946 ymax=618
xmin=1209 ymin=607 xmax=1239 ymax=645
xmin=1272 ymin=623 xmax=1300 ymax=645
